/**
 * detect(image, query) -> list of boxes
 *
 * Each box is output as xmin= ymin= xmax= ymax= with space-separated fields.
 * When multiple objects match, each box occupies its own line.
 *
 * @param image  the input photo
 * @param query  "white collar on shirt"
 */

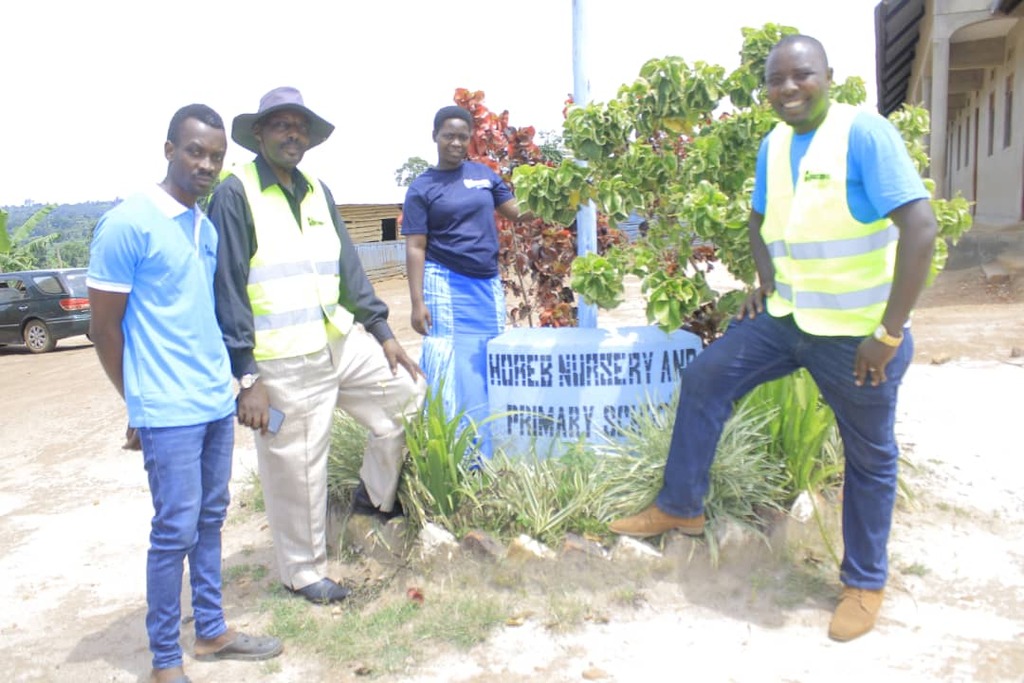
xmin=144 ymin=183 xmax=205 ymax=253
xmin=144 ymin=182 xmax=199 ymax=220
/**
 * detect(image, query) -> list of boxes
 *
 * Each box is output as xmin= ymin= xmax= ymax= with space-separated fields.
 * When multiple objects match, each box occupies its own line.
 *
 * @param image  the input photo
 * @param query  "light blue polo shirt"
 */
xmin=88 ymin=185 xmax=235 ymax=428
xmin=752 ymin=109 xmax=929 ymax=221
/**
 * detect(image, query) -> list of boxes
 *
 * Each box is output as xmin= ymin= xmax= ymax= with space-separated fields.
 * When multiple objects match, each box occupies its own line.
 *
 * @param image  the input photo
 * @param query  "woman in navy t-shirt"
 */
xmin=402 ymin=106 xmax=523 ymax=457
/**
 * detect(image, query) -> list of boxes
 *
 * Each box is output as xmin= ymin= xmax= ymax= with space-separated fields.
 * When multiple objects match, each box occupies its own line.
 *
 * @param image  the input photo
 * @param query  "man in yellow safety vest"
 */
xmin=209 ymin=87 xmax=425 ymax=605
xmin=608 ymin=35 xmax=938 ymax=642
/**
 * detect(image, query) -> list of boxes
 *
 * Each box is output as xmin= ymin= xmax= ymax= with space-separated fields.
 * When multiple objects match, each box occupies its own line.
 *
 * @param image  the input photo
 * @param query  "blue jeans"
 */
xmin=656 ymin=312 xmax=913 ymax=589
xmin=139 ymin=415 xmax=234 ymax=670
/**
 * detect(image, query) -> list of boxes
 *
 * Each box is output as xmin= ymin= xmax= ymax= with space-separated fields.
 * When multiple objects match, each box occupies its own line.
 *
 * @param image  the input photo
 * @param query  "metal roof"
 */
xmin=876 ymin=0 xmax=1022 ymax=115
xmin=874 ymin=0 xmax=926 ymax=116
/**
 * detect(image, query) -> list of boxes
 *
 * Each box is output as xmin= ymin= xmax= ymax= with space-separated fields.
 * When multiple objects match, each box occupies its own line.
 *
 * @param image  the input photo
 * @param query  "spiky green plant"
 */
xmin=403 ymin=385 xmax=482 ymax=518
xmin=703 ymin=398 xmax=789 ymax=524
xmin=736 ymin=369 xmax=842 ymax=500
xmin=449 ymin=445 xmax=608 ymax=545
xmin=326 ymin=409 xmax=370 ymax=504
xmin=324 ymin=378 xmax=836 ymax=549
xmin=593 ymin=391 xmax=787 ymax=529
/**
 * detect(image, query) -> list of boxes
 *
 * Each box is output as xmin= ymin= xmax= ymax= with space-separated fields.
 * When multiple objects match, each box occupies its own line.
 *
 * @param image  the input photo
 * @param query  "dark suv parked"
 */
xmin=0 ymin=268 xmax=91 ymax=353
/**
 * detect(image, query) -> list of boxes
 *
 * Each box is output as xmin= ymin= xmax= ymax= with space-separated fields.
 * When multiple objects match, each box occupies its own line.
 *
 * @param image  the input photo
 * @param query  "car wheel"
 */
xmin=23 ymin=319 xmax=56 ymax=353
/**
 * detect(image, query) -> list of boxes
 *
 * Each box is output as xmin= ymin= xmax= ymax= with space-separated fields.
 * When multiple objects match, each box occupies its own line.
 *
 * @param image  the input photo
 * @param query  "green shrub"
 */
xmin=736 ymin=369 xmax=843 ymax=501
xmin=593 ymin=391 xmax=787 ymax=529
xmin=449 ymin=445 xmax=608 ymax=545
xmin=403 ymin=385 xmax=481 ymax=518
xmin=326 ymin=408 xmax=369 ymax=505
xmin=325 ymin=373 xmax=840 ymax=546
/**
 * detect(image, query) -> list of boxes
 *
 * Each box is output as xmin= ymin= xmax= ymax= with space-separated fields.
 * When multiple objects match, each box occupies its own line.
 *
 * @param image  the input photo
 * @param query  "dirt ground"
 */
xmin=1 ymin=250 xmax=1023 ymax=682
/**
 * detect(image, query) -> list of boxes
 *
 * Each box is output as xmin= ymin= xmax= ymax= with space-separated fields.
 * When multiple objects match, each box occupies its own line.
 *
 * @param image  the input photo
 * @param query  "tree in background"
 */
xmin=0 ymin=205 xmax=59 ymax=270
xmin=536 ymin=130 xmax=568 ymax=164
xmin=0 ymin=210 xmax=8 ymax=254
xmin=394 ymin=156 xmax=430 ymax=187
xmin=1 ymin=200 xmax=112 ymax=270
xmin=513 ymin=24 xmax=972 ymax=339
xmin=451 ymin=88 xmax=625 ymax=327
xmin=49 ymin=239 xmax=90 ymax=268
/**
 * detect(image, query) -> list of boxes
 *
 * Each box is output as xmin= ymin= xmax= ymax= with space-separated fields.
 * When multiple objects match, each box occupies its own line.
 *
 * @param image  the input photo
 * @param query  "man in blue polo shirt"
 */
xmin=89 ymin=104 xmax=281 ymax=683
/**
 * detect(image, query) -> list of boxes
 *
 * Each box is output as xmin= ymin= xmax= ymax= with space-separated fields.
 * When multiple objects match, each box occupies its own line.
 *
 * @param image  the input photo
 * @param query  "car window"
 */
xmin=33 ymin=274 xmax=65 ymax=295
xmin=0 ymin=278 xmax=28 ymax=300
xmin=62 ymin=271 xmax=89 ymax=297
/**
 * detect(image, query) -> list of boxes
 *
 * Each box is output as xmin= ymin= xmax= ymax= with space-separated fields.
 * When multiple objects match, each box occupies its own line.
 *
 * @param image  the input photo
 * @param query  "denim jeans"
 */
xmin=656 ymin=312 xmax=913 ymax=589
xmin=139 ymin=414 xmax=234 ymax=670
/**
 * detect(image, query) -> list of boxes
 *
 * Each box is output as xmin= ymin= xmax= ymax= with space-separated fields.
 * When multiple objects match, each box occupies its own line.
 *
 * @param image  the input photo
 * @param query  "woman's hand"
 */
xmin=411 ymin=302 xmax=432 ymax=336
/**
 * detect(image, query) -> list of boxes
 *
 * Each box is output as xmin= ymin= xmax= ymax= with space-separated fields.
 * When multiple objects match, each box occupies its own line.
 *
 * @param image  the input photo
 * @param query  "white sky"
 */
xmin=0 ymin=0 xmax=882 ymax=207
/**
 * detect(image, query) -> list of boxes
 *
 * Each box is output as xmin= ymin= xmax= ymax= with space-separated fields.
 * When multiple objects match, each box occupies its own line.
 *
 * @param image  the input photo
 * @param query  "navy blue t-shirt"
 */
xmin=401 ymin=160 xmax=514 ymax=278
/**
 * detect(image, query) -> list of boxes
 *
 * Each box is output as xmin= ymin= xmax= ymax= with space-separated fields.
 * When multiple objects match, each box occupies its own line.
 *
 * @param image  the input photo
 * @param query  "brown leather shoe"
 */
xmin=608 ymin=504 xmax=705 ymax=538
xmin=828 ymin=586 xmax=884 ymax=642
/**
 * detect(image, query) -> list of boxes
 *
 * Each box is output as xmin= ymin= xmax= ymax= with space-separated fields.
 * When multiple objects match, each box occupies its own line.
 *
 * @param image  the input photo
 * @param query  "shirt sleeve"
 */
xmin=322 ymin=182 xmax=395 ymax=344
xmin=849 ymin=112 xmax=930 ymax=218
xmin=87 ymin=210 xmax=141 ymax=293
xmin=750 ymin=137 xmax=769 ymax=216
xmin=401 ymin=182 xmax=429 ymax=235
xmin=207 ymin=175 xmax=259 ymax=378
xmin=491 ymin=168 xmax=515 ymax=207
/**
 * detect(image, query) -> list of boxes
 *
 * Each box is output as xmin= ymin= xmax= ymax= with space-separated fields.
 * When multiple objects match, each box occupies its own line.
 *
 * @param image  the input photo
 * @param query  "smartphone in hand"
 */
xmin=267 ymin=407 xmax=286 ymax=435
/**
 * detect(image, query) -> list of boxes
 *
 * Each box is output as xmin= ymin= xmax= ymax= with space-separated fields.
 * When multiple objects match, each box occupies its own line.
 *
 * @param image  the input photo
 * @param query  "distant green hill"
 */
xmin=2 ymin=200 xmax=118 ymax=240
xmin=1 ymin=200 xmax=118 ymax=269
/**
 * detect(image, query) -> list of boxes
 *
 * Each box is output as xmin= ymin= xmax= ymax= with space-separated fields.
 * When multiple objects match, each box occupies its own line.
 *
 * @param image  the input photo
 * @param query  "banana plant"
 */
xmin=0 ymin=204 xmax=59 ymax=270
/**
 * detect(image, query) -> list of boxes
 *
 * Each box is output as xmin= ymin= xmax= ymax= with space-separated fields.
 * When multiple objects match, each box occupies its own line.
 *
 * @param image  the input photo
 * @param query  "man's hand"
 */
xmin=411 ymin=302 xmax=432 ymax=336
xmin=382 ymin=338 xmax=425 ymax=379
xmin=736 ymin=282 xmax=775 ymax=320
xmin=237 ymin=381 xmax=271 ymax=433
xmin=853 ymin=337 xmax=899 ymax=387
xmin=123 ymin=424 xmax=142 ymax=451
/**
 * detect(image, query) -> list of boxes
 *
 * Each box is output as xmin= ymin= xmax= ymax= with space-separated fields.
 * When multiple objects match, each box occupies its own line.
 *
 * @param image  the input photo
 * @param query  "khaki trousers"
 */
xmin=254 ymin=325 xmax=425 ymax=589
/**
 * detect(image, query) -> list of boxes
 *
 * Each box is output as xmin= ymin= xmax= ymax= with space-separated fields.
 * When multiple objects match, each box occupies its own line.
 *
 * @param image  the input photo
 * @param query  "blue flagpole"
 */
xmin=572 ymin=0 xmax=598 ymax=328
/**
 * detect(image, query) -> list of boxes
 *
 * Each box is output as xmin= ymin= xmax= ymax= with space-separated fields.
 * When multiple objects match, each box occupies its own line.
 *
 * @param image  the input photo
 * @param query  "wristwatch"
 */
xmin=872 ymin=324 xmax=903 ymax=348
xmin=239 ymin=373 xmax=260 ymax=390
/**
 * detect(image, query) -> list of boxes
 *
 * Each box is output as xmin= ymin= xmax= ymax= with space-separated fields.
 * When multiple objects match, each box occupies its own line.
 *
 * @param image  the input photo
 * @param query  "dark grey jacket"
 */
xmin=207 ymin=155 xmax=393 ymax=378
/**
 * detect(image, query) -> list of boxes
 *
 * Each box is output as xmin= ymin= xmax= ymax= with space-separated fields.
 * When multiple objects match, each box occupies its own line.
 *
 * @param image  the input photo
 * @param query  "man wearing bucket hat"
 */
xmin=208 ymin=87 xmax=426 ymax=605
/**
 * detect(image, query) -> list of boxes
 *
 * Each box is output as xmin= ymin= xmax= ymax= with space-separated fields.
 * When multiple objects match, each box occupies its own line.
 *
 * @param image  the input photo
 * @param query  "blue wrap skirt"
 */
xmin=420 ymin=260 xmax=505 ymax=457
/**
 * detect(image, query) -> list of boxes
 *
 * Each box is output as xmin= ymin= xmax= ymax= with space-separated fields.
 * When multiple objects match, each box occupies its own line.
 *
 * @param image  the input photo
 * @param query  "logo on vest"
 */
xmin=308 ymin=217 xmax=325 ymax=227
xmin=463 ymin=178 xmax=492 ymax=190
xmin=803 ymin=171 xmax=831 ymax=182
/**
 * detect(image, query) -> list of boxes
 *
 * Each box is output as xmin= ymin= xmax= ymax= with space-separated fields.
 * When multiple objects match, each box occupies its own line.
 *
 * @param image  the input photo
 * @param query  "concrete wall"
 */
xmin=945 ymin=19 xmax=1023 ymax=223
xmin=917 ymin=0 xmax=1024 ymax=224
xmin=979 ymin=20 xmax=1022 ymax=223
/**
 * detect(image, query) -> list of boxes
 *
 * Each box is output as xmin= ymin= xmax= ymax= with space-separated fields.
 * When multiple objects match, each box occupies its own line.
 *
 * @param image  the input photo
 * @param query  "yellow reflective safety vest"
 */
xmin=231 ymin=162 xmax=354 ymax=361
xmin=762 ymin=103 xmax=897 ymax=336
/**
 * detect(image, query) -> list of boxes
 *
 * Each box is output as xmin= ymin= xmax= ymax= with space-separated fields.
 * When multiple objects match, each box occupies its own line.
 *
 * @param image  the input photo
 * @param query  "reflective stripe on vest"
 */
xmin=761 ymin=103 xmax=896 ymax=336
xmin=232 ymin=162 xmax=354 ymax=361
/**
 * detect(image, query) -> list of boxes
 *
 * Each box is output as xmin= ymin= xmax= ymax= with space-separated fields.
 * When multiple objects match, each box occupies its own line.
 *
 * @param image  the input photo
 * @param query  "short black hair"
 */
xmin=433 ymin=105 xmax=473 ymax=134
xmin=167 ymin=104 xmax=224 ymax=144
xmin=769 ymin=34 xmax=829 ymax=69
